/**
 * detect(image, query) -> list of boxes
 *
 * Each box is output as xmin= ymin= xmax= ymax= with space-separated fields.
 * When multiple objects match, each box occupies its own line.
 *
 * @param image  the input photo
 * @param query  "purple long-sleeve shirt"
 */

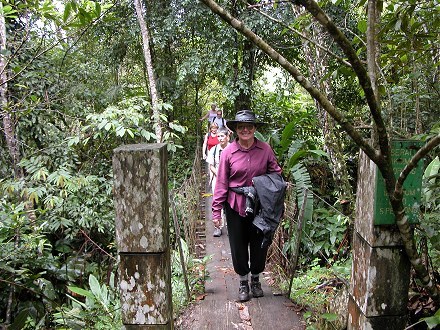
xmin=212 ymin=138 xmax=282 ymax=219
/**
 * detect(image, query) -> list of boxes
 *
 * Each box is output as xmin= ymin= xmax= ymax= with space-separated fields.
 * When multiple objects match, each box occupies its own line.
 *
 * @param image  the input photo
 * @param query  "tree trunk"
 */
xmin=1 ymin=4 xmax=18 ymax=324
xmin=133 ymin=0 xmax=162 ymax=142
xmin=301 ymin=18 xmax=353 ymax=214
xmin=234 ymin=38 xmax=255 ymax=111
xmin=1 ymin=5 xmax=21 ymax=179
xmin=230 ymin=1 xmax=255 ymax=111
xmin=366 ymin=0 xmax=381 ymax=102
xmin=366 ymin=0 xmax=382 ymax=146
xmin=413 ymin=66 xmax=422 ymax=134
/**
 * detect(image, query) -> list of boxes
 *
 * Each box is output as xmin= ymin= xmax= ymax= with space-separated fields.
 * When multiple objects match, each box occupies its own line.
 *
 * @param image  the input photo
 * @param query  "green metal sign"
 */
xmin=374 ymin=140 xmax=423 ymax=225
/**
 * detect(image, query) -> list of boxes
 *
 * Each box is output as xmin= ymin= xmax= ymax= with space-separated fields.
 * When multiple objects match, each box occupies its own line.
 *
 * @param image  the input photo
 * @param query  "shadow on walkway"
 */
xmin=176 ymin=168 xmax=305 ymax=329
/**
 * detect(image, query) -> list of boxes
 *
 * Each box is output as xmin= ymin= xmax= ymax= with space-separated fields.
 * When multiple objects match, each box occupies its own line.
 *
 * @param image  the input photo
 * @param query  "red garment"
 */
xmin=207 ymin=134 xmax=219 ymax=151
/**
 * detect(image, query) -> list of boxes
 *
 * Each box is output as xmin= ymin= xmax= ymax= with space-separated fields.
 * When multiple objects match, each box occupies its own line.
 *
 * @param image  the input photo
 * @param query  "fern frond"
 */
xmin=290 ymin=163 xmax=314 ymax=222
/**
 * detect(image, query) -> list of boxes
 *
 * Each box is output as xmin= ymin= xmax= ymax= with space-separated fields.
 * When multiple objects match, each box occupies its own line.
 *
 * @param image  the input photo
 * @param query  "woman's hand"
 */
xmin=210 ymin=167 xmax=217 ymax=176
xmin=212 ymin=218 xmax=221 ymax=228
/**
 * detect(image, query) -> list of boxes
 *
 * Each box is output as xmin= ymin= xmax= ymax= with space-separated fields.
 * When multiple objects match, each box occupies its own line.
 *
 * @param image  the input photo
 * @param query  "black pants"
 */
xmin=225 ymin=203 xmax=269 ymax=277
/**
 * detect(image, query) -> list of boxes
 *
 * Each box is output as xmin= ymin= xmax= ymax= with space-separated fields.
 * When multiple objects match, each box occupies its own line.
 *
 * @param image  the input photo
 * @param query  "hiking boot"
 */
xmin=213 ymin=227 xmax=222 ymax=237
xmin=238 ymin=281 xmax=250 ymax=302
xmin=251 ymin=280 xmax=264 ymax=298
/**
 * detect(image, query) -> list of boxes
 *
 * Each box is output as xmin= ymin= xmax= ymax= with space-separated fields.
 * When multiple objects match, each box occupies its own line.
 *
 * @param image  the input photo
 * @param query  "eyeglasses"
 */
xmin=236 ymin=123 xmax=255 ymax=131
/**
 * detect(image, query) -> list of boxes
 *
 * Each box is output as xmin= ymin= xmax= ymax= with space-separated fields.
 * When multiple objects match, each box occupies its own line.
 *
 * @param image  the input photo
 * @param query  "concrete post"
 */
xmin=348 ymin=150 xmax=411 ymax=329
xmin=112 ymin=143 xmax=173 ymax=329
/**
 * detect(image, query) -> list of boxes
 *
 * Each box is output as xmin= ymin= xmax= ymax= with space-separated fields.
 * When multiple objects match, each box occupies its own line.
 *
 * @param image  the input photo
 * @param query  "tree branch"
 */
xmin=242 ymin=0 xmax=352 ymax=67
xmin=199 ymin=0 xmax=380 ymax=163
xmin=390 ymin=135 xmax=440 ymax=303
xmin=291 ymin=0 xmax=392 ymax=170
xmin=395 ymin=134 xmax=440 ymax=198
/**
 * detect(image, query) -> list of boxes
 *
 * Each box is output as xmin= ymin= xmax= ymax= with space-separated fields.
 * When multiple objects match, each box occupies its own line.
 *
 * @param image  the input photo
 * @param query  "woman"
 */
xmin=202 ymin=122 xmax=219 ymax=160
xmin=199 ymin=103 xmax=218 ymax=128
xmin=212 ymin=110 xmax=282 ymax=302
xmin=206 ymin=126 xmax=230 ymax=237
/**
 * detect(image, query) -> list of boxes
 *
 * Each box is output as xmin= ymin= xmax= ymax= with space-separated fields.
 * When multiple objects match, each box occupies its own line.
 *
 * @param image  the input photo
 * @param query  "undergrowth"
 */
xmin=270 ymin=257 xmax=352 ymax=329
xmin=49 ymin=239 xmax=208 ymax=329
xmin=171 ymin=239 xmax=211 ymax=315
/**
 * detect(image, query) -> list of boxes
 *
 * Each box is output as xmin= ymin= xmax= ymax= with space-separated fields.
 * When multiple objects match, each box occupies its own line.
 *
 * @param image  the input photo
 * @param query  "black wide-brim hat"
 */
xmin=226 ymin=110 xmax=267 ymax=132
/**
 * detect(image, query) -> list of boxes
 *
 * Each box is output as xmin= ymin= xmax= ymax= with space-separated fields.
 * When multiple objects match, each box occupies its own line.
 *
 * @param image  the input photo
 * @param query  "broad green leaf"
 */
xmin=115 ymin=126 xmax=125 ymax=137
xmin=422 ymin=156 xmax=440 ymax=203
xmin=287 ymin=150 xmax=307 ymax=168
xmin=97 ymin=120 xmax=108 ymax=130
xmin=89 ymin=274 xmax=101 ymax=299
xmin=0 ymin=5 xmax=18 ymax=18
xmin=70 ymin=1 xmax=77 ymax=12
xmin=67 ymin=286 xmax=95 ymax=299
xmin=78 ymin=8 xmax=86 ymax=25
xmin=110 ymin=273 xmax=116 ymax=290
xmin=67 ymin=136 xmax=80 ymax=146
xmin=394 ymin=18 xmax=402 ymax=31
xmin=101 ymin=284 xmax=109 ymax=306
xmin=66 ymin=295 xmax=88 ymax=309
xmin=358 ymin=20 xmax=367 ymax=33
xmin=422 ymin=311 xmax=440 ymax=329
xmin=162 ymin=102 xmax=173 ymax=110
xmin=140 ymin=129 xmax=152 ymax=140
xmin=308 ymin=150 xmax=328 ymax=158
xmin=303 ymin=311 xmax=312 ymax=320
xmin=322 ymin=313 xmax=339 ymax=321
xmin=29 ymin=191 xmax=39 ymax=204
xmin=63 ymin=3 xmax=72 ymax=22
xmin=95 ymin=2 xmax=101 ymax=16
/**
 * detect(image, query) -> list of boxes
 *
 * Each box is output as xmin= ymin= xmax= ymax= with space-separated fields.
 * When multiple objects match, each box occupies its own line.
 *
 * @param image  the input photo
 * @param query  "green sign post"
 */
xmin=373 ymin=140 xmax=424 ymax=225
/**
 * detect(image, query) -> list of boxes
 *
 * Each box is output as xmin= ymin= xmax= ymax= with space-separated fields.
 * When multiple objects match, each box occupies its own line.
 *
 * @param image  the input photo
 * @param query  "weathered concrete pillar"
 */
xmin=113 ymin=143 xmax=173 ymax=329
xmin=348 ymin=150 xmax=411 ymax=329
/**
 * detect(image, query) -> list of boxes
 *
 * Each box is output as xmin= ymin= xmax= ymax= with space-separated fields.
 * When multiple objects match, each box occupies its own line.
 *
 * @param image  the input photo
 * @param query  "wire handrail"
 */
xmin=268 ymin=184 xmax=351 ymax=292
xmin=170 ymin=146 xmax=203 ymax=254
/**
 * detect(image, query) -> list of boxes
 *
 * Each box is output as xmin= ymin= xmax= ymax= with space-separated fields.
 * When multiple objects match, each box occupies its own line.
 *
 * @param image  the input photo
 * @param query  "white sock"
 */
xmin=239 ymin=274 xmax=249 ymax=282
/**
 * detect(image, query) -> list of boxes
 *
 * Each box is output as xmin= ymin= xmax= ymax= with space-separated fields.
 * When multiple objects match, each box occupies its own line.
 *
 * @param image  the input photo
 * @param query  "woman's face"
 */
xmin=210 ymin=126 xmax=218 ymax=134
xmin=236 ymin=123 xmax=256 ymax=142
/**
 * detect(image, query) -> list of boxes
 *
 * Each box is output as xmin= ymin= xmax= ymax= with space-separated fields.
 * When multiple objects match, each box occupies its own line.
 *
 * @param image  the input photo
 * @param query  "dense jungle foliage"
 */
xmin=0 ymin=0 xmax=439 ymax=328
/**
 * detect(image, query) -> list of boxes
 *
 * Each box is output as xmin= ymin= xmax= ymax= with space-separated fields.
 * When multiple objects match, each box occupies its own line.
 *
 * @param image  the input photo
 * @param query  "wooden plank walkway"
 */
xmin=176 ymin=169 xmax=305 ymax=329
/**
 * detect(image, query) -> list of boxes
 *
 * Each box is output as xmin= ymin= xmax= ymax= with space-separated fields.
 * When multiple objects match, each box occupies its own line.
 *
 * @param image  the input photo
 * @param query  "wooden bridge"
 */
xmin=174 ymin=159 xmax=306 ymax=329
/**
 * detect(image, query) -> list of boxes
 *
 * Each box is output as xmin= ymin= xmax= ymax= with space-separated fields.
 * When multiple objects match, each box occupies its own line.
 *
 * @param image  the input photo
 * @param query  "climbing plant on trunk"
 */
xmin=0 ymin=2 xmax=21 ymax=179
xmin=298 ymin=9 xmax=354 ymax=214
xmin=133 ymin=0 xmax=162 ymax=142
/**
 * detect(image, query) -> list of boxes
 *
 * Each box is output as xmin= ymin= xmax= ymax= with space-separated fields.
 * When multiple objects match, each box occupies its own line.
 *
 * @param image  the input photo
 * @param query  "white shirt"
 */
xmin=212 ymin=116 xmax=226 ymax=128
xmin=206 ymin=143 xmax=228 ymax=169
